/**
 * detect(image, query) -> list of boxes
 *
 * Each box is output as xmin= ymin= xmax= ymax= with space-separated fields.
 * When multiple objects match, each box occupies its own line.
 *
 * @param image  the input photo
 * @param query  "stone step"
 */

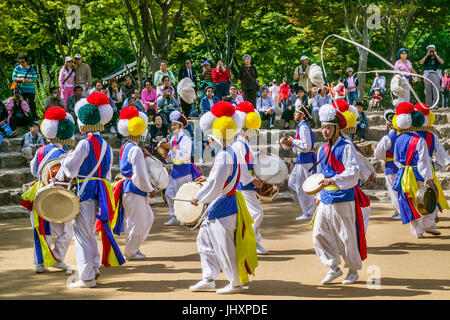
xmin=0 ymin=188 xmax=23 ymax=206
xmin=0 ymin=205 xmax=29 ymax=219
xmin=0 ymin=152 xmax=27 ymax=169
xmin=0 ymin=168 xmax=34 ymax=188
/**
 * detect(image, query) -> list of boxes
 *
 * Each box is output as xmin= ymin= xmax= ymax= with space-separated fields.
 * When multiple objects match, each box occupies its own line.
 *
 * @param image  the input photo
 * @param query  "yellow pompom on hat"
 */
xmin=199 ymin=101 xmax=243 ymax=145
xmin=235 ymin=101 xmax=261 ymax=131
xmin=117 ymin=106 xmax=148 ymax=143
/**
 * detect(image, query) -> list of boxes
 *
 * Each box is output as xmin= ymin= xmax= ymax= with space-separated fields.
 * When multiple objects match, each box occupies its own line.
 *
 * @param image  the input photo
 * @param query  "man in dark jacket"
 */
xmin=238 ymin=54 xmax=259 ymax=106
xmin=178 ymin=59 xmax=197 ymax=117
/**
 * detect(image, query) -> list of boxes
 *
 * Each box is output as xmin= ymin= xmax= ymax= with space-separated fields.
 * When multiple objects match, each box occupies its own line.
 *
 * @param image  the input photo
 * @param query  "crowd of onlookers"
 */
xmin=0 ymin=46 xmax=448 ymax=160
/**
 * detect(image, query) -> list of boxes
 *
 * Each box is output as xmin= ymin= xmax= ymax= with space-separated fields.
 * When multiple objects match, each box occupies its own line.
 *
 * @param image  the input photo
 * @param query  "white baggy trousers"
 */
xmin=312 ymin=201 xmax=362 ymax=271
xmin=123 ymin=192 xmax=154 ymax=258
xmin=196 ymin=214 xmax=241 ymax=287
xmin=288 ymin=162 xmax=316 ymax=216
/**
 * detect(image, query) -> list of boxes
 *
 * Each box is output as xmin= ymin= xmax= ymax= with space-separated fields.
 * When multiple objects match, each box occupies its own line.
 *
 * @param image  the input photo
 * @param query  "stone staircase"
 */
xmin=1 ymin=108 xmax=449 ymax=219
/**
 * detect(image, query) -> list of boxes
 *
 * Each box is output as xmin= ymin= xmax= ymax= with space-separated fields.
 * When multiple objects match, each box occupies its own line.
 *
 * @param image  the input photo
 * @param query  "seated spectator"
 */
xmin=153 ymin=60 xmax=176 ymax=88
xmin=22 ymin=123 xmax=45 ymax=162
xmin=368 ymin=88 xmax=383 ymax=109
xmin=6 ymin=94 xmax=32 ymax=130
xmin=329 ymin=81 xmax=336 ymax=98
xmin=290 ymin=86 xmax=310 ymax=116
xmin=311 ymin=86 xmax=331 ymax=128
xmin=141 ymin=80 xmax=158 ymax=116
xmin=89 ymin=79 xmax=104 ymax=94
xmin=228 ymin=85 xmax=244 ymax=107
xmin=156 ymin=75 xmax=176 ymax=98
xmin=0 ymin=101 xmax=16 ymax=140
xmin=66 ymin=85 xmax=84 ymax=119
xmin=199 ymin=61 xmax=213 ymax=100
xmin=211 ymin=58 xmax=231 ymax=100
xmin=200 ymin=86 xmax=219 ymax=114
xmin=149 ymin=114 xmax=168 ymax=153
xmin=157 ymin=86 xmax=180 ymax=125
xmin=43 ymin=87 xmax=65 ymax=110
xmin=256 ymin=85 xmax=276 ymax=129
xmin=351 ymin=102 xmax=369 ymax=142
xmin=122 ymin=75 xmax=137 ymax=99
xmin=106 ymin=78 xmax=124 ymax=110
xmin=123 ymin=89 xmax=145 ymax=111
xmin=281 ymin=88 xmax=296 ymax=129
xmin=369 ymin=72 xmax=386 ymax=96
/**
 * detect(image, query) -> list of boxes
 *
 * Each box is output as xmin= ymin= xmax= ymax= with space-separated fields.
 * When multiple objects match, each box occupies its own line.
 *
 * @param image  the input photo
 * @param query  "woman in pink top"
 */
xmin=394 ymin=48 xmax=419 ymax=102
xmin=141 ymin=80 xmax=158 ymax=115
xmin=58 ymin=56 xmax=76 ymax=110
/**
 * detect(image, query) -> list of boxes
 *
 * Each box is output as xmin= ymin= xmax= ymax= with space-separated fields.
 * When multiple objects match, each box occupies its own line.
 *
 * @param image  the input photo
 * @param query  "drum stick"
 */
xmin=173 ymin=198 xmax=194 ymax=203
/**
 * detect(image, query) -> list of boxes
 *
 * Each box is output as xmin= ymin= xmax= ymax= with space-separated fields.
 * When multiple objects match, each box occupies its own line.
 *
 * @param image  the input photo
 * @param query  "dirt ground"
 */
xmin=0 ymin=201 xmax=449 ymax=300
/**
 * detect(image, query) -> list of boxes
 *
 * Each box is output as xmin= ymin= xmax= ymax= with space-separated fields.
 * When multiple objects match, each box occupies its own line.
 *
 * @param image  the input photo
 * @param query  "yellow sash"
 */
xmin=401 ymin=165 xmax=419 ymax=202
xmin=172 ymin=159 xmax=189 ymax=165
xmin=235 ymin=191 xmax=258 ymax=283
xmin=432 ymin=165 xmax=449 ymax=210
xmin=324 ymin=184 xmax=339 ymax=191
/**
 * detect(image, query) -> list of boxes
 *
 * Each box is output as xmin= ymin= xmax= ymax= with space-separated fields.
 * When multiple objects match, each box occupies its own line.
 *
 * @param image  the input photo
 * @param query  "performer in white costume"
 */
xmin=115 ymin=106 xmax=156 ymax=260
xmin=312 ymin=104 xmax=367 ymax=285
xmin=23 ymin=106 xmax=75 ymax=273
xmin=287 ymin=99 xmax=317 ymax=221
xmin=391 ymin=102 xmax=435 ymax=239
xmin=161 ymin=110 xmax=202 ymax=226
xmin=232 ymin=101 xmax=267 ymax=254
xmin=56 ymin=91 xmax=125 ymax=288
xmin=189 ymin=101 xmax=258 ymax=294
xmin=372 ymin=110 xmax=402 ymax=220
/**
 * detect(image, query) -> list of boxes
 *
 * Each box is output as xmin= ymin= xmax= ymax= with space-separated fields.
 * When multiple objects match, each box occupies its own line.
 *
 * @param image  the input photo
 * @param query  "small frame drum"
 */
xmin=302 ymin=173 xmax=325 ymax=195
xmin=253 ymin=153 xmax=289 ymax=185
xmin=39 ymin=159 xmax=62 ymax=186
xmin=416 ymin=182 xmax=438 ymax=215
xmin=174 ymin=182 xmax=206 ymax=228
xmin=156 ymin=140 xmax=169 ymax=157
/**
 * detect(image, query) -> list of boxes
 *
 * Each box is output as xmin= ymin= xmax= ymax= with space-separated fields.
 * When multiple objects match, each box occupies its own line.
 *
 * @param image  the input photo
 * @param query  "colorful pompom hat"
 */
xmin=235 ymin=101 xmax=261 ymax=136
xmin=331 ymin=99 xmax=357 ymax=134
xmin=319 ymin=103 xmax=347 ymax=129
xmin=384 ymin=109 xmax=395 ymax=124
xmin=413 ymin=103 xmax=435 ymax=129
xmin=294 ymin=99 xmax=312 ymax=119
xmin=40 ymin=106 xmax=76 ymax=147
xmin=392 ymin=102 xmax=425 ymax=132
xmin=74 ymin=91 xmax=113 ymax=134
xmin=117 ymin=106 xmax=148 ymax=143
xmin=199 ymin=101 xmax=244 ymax=145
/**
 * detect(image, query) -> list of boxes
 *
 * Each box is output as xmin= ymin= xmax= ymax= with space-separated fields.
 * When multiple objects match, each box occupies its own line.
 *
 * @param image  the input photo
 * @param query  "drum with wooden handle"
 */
xmin=174 ymin=182 xmax=206 ymax=228
xmin=145 ymin=155 xmax=169 ymax=190
xmin=39 ymin=158 xmax=63 ymax=186
xmin=156 ymin=139 xmax=169 ymax=157
xmin=302 ymin=173 xmax=325 ymax=195
xmin=415 ymin=182 xmax=438 ymax=216
xmin=253 ymin=153 xmax=288 ymax=203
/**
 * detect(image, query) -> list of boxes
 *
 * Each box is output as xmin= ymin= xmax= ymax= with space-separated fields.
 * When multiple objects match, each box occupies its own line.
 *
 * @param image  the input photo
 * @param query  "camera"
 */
xmin=429 ymin=50 xmax=435 ymax=55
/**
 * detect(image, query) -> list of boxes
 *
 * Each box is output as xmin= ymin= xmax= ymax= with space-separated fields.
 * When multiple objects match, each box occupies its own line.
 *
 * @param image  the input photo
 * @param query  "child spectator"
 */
xmin=352 ymin=102 xmax=369 ymax=142
xmin=21 ymin=123 xmax=45 ymax=163
xmin=369 ymin=88 xmax=383 ymax=110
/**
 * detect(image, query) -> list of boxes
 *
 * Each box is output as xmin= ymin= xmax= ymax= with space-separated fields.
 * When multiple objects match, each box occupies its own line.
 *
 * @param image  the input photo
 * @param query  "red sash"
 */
xmin=404 ymin=134 xmax=422 ymax=220
xmin=323 ymin=141 xmax=367 ymax=261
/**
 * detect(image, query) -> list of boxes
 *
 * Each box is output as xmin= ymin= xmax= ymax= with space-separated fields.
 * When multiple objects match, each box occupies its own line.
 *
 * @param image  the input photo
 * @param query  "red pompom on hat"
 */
xmin=332 ymin=99 xmax=349 ymax=112
xmin=87 ymin=91 xmax=110 ymax=107
xmin=44 ymin=106 xmax=67 ymax=121
xmin=211 ymin=101 xmax=235 ymax=117
xmin=395 ymin=102 xmax=414 ymax=115
xmin=236 ymin=101 xmax=255 ymax=114
xmin=413 ymin=103 xmax=430 ymax=116
xmin=120 ymin=105 xmax=140 ymax=120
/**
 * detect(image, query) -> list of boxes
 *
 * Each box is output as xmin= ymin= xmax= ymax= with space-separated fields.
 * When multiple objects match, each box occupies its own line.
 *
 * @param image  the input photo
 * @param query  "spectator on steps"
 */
xmin=256 ymin=85 xmax=276 ymax=130
xmin=157 ymin=86 xmax=180 ymax=125
xmin=211 ymin=58 xmax=231 ymax=101
xmin=21 ymin=123 xmax=45 ymax=163
xmin=141 ymin=80 xmax=158 ymax=116
xmin=43 ymin=87 xmax=65 ymax=110
xmin=12 ymin=54 xmax=38 ymax=120
xmin=156 ymin=75 xmax=176 ymax=98
xmin=122 ymin=75 xmax=137 ymax=99
xmin=200 ymin=86 xmax=219 ymax=115
xmin=441 ymin=69 xmax=449 ymax=108
xmin=66 ymin=85 xmax=84 ymax=121
xmin=344 ymin=67 xmax=359 ymax=105
xmin=5 ymin=94 xmax=32 ymax=130
xmin=351 ymin=102 xmax=369 ymax=142
xmin=74 ymin=54 xmax=92 ymax=97
xmin=154 ymin=60 xmax=176 ymax=88
xmin=58 ymin=56 xmax=76 ymax=110
xmin=369 ymin=72 xmax=386 ymax=96
xmin=311 ymin=86 xmax=331 ymax=128
xmin=106 ymin=78 xmax=124 ymax=110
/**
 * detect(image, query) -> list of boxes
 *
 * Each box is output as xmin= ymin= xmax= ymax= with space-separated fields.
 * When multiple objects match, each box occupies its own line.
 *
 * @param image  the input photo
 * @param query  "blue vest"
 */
xmin=76 ymin=134 xmax=112 ymax=201
xmin=119 ymin=141 xmax=147 ymax=197
xmin=207 ymin=147 xmax=240 ymax=220
xmin=170 ymin=134 xmax=200 ymax=179
xmin=385 ymin=131 xmax=399 ymax=175
xmin=319 ymin=138 xmax=355 ymax=204
xmin=234 ymin=139 xmax=256 ymax=191
xmin=35 ymin=144 xmax=66 ymax=180
xmin=296 ymin=120 xmax=316 ymax=164
xmin=394 ymin=133 xmax=424 ymax=182
xmin=416 ymin=131 xmax=435 ymax=158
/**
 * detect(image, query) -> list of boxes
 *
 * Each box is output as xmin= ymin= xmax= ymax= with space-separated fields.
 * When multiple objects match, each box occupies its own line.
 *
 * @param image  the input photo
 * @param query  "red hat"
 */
xmin=332 ymin=99 xmax=349 ymax=113
xmin=395 ymin=102 xmax=414 ymax=115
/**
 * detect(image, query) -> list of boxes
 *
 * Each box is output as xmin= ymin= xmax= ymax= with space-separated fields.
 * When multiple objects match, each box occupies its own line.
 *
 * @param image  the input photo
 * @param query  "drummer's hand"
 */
xmin=315 ymin=199 xmax=321 ymax=207
xmin=68 ymin=149 xmax=74 ymax=154
xmin=371 ymin=144 xmax=376 ymax=151
xmin=253 ymin=178 xmax=263 ymax=189
xmin=320 ymin=178 xmax=335 ymax=187
xmin=190 ymin=198 xmax=199 ymax=206
xmin=149 ymin=190 xmax=156 ymax=198
xmin=425 ymin=179 xmax=433 ymax=185
xmin=160 ymin=142 xmax=172 ymax=150
xmin=194 ymin=176 xmax=207 ymax=183
xmin=142 ymin=149 xmax=151 ymax=157
xmin=287 ymin=136 xmax=294 ymax=145
xmin=162 ymin=154 xmax=169 ymax=160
